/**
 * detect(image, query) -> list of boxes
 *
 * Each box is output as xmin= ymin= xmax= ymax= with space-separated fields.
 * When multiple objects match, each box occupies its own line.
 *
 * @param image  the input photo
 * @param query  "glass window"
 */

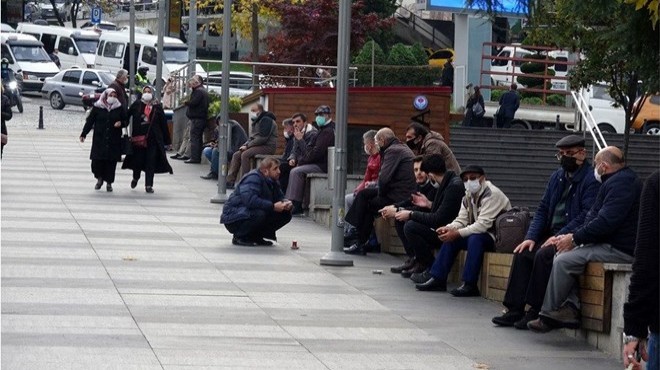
xmin=592 ymin=85 xmax=615 ymax=102
xmin=97 ymin=40 xmax=105 ymax=56
xmin=554 ymin=57 xmax=568 ymax=72
xmin=62 ymin=70 xmax=81 ymax=84
xmin=9 ymin=45 xmax=51 ymax=62
xmin=492 ymin=51 xmax=510 ymax=67
xmin=41 ymin=34 xmax=57 ymax=53
xmin=162 ymin=47 xmax=188 ymax=63
xmin=141 ymin=46 xmax=157 ymax=65
xmin=99 ymin=72 xmax=114 ymax=85
xmin=75 ymin=39 xmax=98 ymax=54
xmin=103 ymin=42 xmax=124 ymax=58
xmin=58 ymin=37 xmax=77 ymax=56
xmin=1 ymin=45 xmax=14 ymax=64
xmin=82 ymin=71 xmax=100 ymax=86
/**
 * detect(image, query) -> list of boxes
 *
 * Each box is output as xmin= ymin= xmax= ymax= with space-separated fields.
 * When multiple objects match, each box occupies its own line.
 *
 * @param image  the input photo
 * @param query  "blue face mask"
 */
xmin=315 ymin=115 xmax=326 ymax=126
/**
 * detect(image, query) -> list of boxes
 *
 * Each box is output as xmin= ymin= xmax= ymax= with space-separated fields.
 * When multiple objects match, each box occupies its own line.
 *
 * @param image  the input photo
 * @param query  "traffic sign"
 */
xmin=91 ymin=7 xmax=102 ymax=24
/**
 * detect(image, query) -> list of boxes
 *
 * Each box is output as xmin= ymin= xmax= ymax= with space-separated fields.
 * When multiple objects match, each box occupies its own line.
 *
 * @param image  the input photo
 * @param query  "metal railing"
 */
xmin=571 ymin=90 xmax=608 ymax=151
xmin=393 ymin=7 xmax=452 ymax=49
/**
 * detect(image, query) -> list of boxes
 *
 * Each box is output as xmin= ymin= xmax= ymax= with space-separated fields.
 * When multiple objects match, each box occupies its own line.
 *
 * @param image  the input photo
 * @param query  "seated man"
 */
xmin=416 ymin=165 xmax=511 ymax=296
xmin=404 ymin=122 xmax=461 ymax=174
xmin=220 ymin=158 xmax=293 ymax=246
xmin=201 ymin=119 xmax=248 ymax=180
xmin=285 ymin=105 xmax=335 ymax=214
xmin=527 ymin=146 xmax=642 ymax=332
xmin=280 ymin=113 xmax=317 ymax=193
xmin=381 ymin=154 xmax=464 ymax=279
xmin=492 ymin=135 xmax=600 ymax=329
xmin=343 ymin=130 xmax=381 ymax=241
xmin=344 ymin=127 xmax=416 ymax=255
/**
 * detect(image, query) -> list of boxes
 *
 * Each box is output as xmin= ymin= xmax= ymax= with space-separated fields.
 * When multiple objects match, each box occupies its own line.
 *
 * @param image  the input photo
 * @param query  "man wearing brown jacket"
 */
xmin=404 ymin=122 xmax=460 ymax=174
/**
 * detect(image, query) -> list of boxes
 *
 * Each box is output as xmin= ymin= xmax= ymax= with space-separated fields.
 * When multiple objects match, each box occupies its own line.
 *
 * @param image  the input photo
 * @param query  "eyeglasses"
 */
xmin=555 ymin=149 xmax=582 ymax=160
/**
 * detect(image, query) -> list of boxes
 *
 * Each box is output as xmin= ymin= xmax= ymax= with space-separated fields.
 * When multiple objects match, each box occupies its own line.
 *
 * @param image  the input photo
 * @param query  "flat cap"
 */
xmin=555 ymin=135 xmax=585 ymax=148
xmin=460 ymin=164 xmax=485 ymax=178
xmin=314 ymin=105 xmax=331 ymax=115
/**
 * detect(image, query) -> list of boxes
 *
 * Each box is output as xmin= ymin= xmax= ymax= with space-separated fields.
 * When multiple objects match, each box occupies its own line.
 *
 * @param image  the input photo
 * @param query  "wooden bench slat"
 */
xmin=488 ymin=276 xmax=509 ymax=290
xmin=582 ymin=303 xmax=605 ymax=320
xmin=489 ymin=265 xmax=512 ymax=278
xmin=581 ymin=317 xmax=605 ymax=332
xmin=579 ymin=275 xmax=605 ymax=291
xmin=580 ymin=289 xmax=604 ymax=305
xmin=584 ymin=263 xmax=605 ymax=277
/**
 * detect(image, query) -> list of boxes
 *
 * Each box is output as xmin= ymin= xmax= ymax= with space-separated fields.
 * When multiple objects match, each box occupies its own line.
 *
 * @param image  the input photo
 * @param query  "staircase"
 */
xmin=392 ymin=8 xmax=452 ymax=50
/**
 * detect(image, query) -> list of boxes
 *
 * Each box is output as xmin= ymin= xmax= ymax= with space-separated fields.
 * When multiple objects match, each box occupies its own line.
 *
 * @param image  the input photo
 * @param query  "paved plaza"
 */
xmin=1 ymin=98 xmax=621 ymax=369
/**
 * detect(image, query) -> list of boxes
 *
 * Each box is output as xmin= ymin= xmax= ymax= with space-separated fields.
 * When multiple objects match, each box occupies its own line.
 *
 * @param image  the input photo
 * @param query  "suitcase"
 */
xmin=494 ymin=207 xmax=532 ymax=253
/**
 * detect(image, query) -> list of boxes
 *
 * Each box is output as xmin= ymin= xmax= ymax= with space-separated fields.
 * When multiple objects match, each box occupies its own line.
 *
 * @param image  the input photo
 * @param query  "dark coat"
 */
xmin=229 ymin=120 xmax=248 ymax=153
xmin=245 ymin=111 xmax=277 ymax=150
xmin=573 ymin=167 xmax=642 ymax=255
xmin=81 ymin=105 xmax=127 ymax=161
xmin=220 ymin=169 xmax=284 ymax=225
xmin=499 ymin=90 xmax=520 ymax=119
xmin=525 ymin=162 xmax=601 ymax=243
xmin=378 ymin=138 xmax=416 ymax=203
xmin=121 ymin=101 xmax=173 ymax=174
xmin=186 ymin=86 xmax=209 ymax=120
xmin=409 ymin=171 xmax=464 ymax=228
xmin=298 ymin=121 xmax=335 ymax=171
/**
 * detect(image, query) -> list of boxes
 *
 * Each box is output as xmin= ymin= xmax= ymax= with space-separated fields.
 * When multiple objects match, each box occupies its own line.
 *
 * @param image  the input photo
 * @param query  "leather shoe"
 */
xmin=176 ymin=156 xmax=190 ymax=161
xmin=232 ymin=237 xmax=257 ymax=247
xmin=527 ymin=317 xmax=554 ymax=333
xmin=390 ymin=258 xmax=415 ymax=274
xmin=492 ymin=310 xmax=524 ymax=327
xmin=410 ymin=270 xmax=432 ymax=284
xmin=170 ymin=153 xmax=181 ymax=159
xmin=200 ymin=172 xmax=218 ymax=180
xmin=94 ymin=178 xmax=103 ymax=190
xmin=539 ymin=305 xmax=580 ymax=329
xmin=106 ymin=184 xmax=113 ymax=192
xmin=415 ymin=277 xmax=447 ymax=291
xmin=401 ymin=262 xmax=425 ymax=278
xmin=514 ymin=309 xmax=539 ymax=330
xmin=184 ymin=159 xmax=201 ymax=164
xmin=450 ymin=283 xmax=480 ymax=297
xmin=343 ymin=243 xmax=366 ymax=255
xmin=253 ymin=238 xmax=273 ymax=246
xmin=145 ymin=186 xmax=154 ymax=193
xmin=131 ymin=178 xmax=138 ymax=189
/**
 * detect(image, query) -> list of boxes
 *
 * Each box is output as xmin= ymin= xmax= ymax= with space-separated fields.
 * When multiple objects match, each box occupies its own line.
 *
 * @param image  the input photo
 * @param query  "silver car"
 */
xmin=41 ymin=68 xmax=115 ymax=110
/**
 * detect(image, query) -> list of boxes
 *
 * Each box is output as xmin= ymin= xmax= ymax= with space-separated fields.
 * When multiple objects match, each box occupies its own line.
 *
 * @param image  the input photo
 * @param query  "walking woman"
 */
xmin=463 ymin=86 xmax=485 ymax=127
xmin=122 ymin=85 xmax=173 ymax=193
xmin=80 ymin=88 xmax=127 ymax=192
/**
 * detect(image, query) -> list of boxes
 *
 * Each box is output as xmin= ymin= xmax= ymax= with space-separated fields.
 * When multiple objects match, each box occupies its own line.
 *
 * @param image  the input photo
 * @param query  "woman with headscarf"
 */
xmin=122 ymin=85 xmax=173 ymax=193
xmin=80 ymin=88 xmax=127 ymax=192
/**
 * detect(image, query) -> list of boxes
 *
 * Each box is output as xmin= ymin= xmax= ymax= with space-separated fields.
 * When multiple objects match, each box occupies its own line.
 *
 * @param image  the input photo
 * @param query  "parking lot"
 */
xmin=7 ymin=92 xmax=88 ymax=132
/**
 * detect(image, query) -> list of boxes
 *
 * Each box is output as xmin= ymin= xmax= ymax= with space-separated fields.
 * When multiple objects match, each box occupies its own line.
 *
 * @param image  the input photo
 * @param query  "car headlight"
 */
xmin=8 ymin=81 xmax=17 ymax=89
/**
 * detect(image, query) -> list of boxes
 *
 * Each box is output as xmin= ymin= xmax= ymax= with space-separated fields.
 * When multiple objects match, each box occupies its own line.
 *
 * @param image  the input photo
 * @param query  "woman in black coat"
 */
xmin=463 ymin=86 xmax=485 ymax=127
xmin=122 ymin=85 xmax=173 ymax=193
xmin=80 ymin=88 xmax=127 ymax=192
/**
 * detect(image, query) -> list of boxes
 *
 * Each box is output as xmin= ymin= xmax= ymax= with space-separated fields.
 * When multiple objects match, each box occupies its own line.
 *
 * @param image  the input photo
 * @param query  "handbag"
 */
xmin=472 ymin=101 xmax=485 ymax=117
xmin=121 ymin=128 xmax=133 ymax=155
xmin=131 ymin=113 xmax=153 ymax=149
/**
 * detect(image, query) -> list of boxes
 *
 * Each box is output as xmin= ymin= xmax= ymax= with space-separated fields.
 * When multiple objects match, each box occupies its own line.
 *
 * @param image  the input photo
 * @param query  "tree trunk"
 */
xmin=71 ymin=0 xmax=79 ymax=28
xmin=50 ymin=0 xmax=65 ymax=26
xmin=251 ymin=3 xmax=259 ymax=92
xmin=622 ymin=72 xmax=638 ymax=160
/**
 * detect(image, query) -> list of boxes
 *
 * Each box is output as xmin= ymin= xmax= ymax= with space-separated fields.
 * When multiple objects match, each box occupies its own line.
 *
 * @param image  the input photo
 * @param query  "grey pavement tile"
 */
xmin=2 ymin=303 xmax=129 ymax=316
xmin=474 ymin=356 xmax=620 ymax=370
xmin=122 ymin=294 xmax=255 ymax=308
xmin=2 ymin=257 xmax=103 ymax=267
xmin=95 ymin=249 xmax=209 ymax=263
xmin=2 ymin=333 xmax=149 ymax=348
xmin=138 ymin=322 xmax=293 ymax=340
xmin=105 ymin=267 xmax=230 ymax=283
xmin=153 ymin=348 xmax=327 ymax=368
xmin=129 ymin=306 xmax=271 ymax=325
xmin=1 ymin=265 xmax=110 ymax=280
xmin=1 ymin=246 xmax=98 ymax=259
xmin=281 ymin=325 xmax=437 ymax=342
xmin=250 ymin=292 xmax=388 ymax=311
xmin=2 ymin=277 xmax=116 ymax=289
xmin=313 ymin=353 xmax=476 ymax=370
xmin=1 ymin=346 xmax=161 ymax=368
xmin=1 ymin=231 xmax=90 ymax=244
xmin=1 ymin=314 xmax=139 ymax=335
xmin=2 ymin=287 xmax=124 ymax=305
xmin=224 ymin=271 xmax=349 ymax=287
xmin=148 ymin=336 xmax=301 ymax=350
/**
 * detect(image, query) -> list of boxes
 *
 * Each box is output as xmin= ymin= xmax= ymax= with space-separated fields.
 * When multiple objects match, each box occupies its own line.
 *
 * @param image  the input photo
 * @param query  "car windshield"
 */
xmin=99 ymin=72 xmax=114 ymax=85
xmin=10 ymin=45 xmax=51 ymax=62
xmin=75 ymin=39 xmax=98 ymax=54
xmin=162 ymin=48 xmax=188 ymax=63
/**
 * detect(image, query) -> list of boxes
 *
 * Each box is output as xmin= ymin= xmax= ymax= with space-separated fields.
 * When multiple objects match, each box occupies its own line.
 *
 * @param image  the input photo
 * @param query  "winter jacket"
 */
xmin=354 ymin=153 xmax=381 ymax=193
xmin=298 ymin=121 xmax=335 ymax=172
xmin=378 ymin=138 xmax=416 ymax=203
xmin=121 ymin=101 xmax=173 ymax=174
xmin=289 ymin=124 xmax=318 ymax=162
xmin=229 ymin=120 xmax=248 ymax=154
xmin=447 ymin=180 xmax=511 ymax=240
xmin=525 ymin=162 xmax=600 ymax=243
xmin=220 ymin=169 xmax=284 ymax=225
xmin=409 ymin=171 xmax=464 ymax=228
xmin=498 ymin=90 xmax=520 ymax=119
xmin=185 ymin=85 xmax=209 ymax=120
xmin=245 ymin=111 xmax=277 ymax=151
xmin=419 ymin=131 xmax=461 ymax=174
xmin=81 ymin=105 xmax=127 ymax=161
xmin=572 ymin=167 xmax=642 ymax=255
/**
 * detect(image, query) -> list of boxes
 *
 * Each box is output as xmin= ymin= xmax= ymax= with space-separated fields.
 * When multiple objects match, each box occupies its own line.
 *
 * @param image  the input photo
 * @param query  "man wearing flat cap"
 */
xmin=416 ymin=165 xmax=511 ymax=296
xmin=492 ymin=134 xmax=600 ymax=330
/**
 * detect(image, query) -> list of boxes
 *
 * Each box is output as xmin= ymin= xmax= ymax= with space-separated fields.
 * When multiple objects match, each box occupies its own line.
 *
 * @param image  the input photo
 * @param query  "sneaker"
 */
xmin=492 ymin=310 xmax=524 ymax=327
xmin=410 ymin=270 xmax=432 ymax=284
xmin=539 ymin=305 xmax=580 ymax=329
xmin=527 ymin=317 xmax=554 ymax=333
xmin=514 ymin=309 xmax=539 ymax=330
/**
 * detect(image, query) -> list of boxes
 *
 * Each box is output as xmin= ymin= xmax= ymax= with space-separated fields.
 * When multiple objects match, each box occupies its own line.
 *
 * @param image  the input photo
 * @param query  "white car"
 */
xmin=204 ymin=71 xmax=255 ymax=98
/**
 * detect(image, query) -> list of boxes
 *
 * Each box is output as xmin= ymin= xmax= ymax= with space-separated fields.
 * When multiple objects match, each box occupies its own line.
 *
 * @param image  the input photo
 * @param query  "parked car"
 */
xmin=632 ymin=94 xmax=660 ymax=135
xmin=204 ymin=71 xmax=254 ymax=97
xmin=41 ymin=68 xmax=115 ymax=109
xmin=1 ymin=23 xmax=15 ymax=33
xmin=117 ymin=26 xmax=153 ymax=35
xmin=80 ymin=21 xmax=118 ymax=32
xmin=39 ymin=0 xmax=72 ymax=21
xmin=427 ymin=48 xmax=454 ymax=69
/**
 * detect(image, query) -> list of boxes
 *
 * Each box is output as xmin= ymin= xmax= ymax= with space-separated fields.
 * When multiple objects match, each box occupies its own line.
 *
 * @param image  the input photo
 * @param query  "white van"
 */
xmin=0 ymin=33 xmax=60 ymax=92
xmin=490 ymin=46 xmax=570 ymax=91
xmin=585 ymin=83 xmax=626 ymax=134
xmin=94 ymin=32 xmax=205 ymax=83
xmin=15 ymin=23 xmax=99 ymax=69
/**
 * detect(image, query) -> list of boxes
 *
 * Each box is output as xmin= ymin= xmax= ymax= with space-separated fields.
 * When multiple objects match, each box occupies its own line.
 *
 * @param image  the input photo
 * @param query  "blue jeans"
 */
xmin=203 ymin=147 xmax=233 ymax=175
xmin=429 ymin=233 xmax=494 ymax=284
xmin=649 ymin=331 xmax=659 ymax=370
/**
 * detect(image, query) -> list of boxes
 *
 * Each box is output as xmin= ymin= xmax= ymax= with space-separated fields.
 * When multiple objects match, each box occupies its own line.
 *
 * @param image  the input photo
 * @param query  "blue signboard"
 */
xmin=427 ymin=0 xmax=527 ymax=17
xmin=91 ymin=7 xmax=102 ymax=24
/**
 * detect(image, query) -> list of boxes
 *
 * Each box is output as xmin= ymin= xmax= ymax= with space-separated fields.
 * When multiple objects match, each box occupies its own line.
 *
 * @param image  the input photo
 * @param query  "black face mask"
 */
xmin=406 ymin=138 xmax=419 ymax=150
xmin=560 ymin=156 xmax=579 ymax=172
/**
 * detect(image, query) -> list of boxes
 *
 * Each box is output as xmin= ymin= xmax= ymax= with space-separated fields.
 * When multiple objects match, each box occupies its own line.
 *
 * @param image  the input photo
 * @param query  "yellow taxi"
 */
xmin=632 ymin=94 xmax=660 ymax=135
xmin=427 ymin=48 xmax=455 ymax=68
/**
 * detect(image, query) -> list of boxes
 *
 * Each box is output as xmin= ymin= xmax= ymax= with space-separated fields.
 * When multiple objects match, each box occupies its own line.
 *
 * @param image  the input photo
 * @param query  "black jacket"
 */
xmin=378 ymin=138 xmax=416 ymax=203
xmin=81 ymin=105 xmax=127 ymax=161
xmin=246 ymin=111 xmax=277 ymax=150
xmin=298 ymin=121 xmax=335 ymax=172
xmin=498 ymin=90 xmax=520 ymax=118
xmin=186 ymin=86 xmax=209 ymax=120
xmin=573 ymin=167 xmax=642 ymax=255
xmin=121 ymin=101 xmax=173 ymax=174
xmin=409 ymin=171 xmax=464 ymax=228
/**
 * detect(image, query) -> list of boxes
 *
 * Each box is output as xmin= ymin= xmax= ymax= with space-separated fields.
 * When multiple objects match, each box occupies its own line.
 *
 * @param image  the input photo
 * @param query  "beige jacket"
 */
xmin=446 ymin=180 xmax=511 ymax=240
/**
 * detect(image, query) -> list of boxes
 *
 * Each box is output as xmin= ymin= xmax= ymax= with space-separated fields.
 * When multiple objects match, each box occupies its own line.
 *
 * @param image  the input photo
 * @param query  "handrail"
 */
xmin=571 ymin=90 xmax=607 ymax=151
xmin=393 ymin=7 xmax=451 ymax=49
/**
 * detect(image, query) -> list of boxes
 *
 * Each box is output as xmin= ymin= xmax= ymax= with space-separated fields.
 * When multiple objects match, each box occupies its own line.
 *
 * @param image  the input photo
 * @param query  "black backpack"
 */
xmin=494 ymin=207 xmax=532 ymax=253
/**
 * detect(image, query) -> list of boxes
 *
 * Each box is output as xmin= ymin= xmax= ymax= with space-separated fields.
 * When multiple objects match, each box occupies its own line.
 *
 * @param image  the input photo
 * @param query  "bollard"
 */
xmin=555 ymin=114 xmax=560 ymax=130
xmin=38 ymin=106 xmax=44 ymax=129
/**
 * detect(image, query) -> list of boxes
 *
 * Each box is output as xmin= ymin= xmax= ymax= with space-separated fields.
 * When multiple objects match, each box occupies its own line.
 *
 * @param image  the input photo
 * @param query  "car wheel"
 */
xmin=50 ymin=92 xmax=65 ymax=110
xmin=597 ymin=123 xmax=617 ymax=134
xmin=511 ymin=121 xmax=529 ymax=129
xmin=644 ymin=122 xmax=660 ymax=135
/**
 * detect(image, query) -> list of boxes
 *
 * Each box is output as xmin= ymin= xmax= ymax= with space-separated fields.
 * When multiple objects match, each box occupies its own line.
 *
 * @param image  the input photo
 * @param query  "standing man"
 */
xmin=527 ymin=146 xmax=642 ymax=333
xmin=492 ymin=135 xmax=600 ymax=329
xmin=622 ymin=171 xmax=659 ymax=370
xmin=497 ymin=83 xmax=520 ymax=128
xmin=184 ymin=75 xmax=209 ymax=164
xmin=108 ymin=69 xmax=129 ymax=109
xmin=285 ymin=105 xmax=335 ymax=215
xmin=441 ymin=59 xmax=454 ymax=88
xmin=220 ymin=158 xmax=293 ymax=247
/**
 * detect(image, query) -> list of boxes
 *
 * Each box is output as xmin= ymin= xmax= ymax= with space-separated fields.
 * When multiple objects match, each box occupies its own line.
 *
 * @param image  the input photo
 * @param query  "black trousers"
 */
xmin=404 ymin=220 xmax=442 ymax=267
xmin=131 ymin=146 xmax=157 ymax=187
xmin=344 ymin=188 xmax=390 ymax=245
xmin=225 ymin=209 xmax=292 ymax=241
xmin=91 ymin=159 xmax=118 ymax=184
xmin=278 ymin=161 xmax=292 ymax=194
xmin=189 ymin=118 xmax=207 ymax=162
xmin=503 ymin=241 xmax=556 ymax=312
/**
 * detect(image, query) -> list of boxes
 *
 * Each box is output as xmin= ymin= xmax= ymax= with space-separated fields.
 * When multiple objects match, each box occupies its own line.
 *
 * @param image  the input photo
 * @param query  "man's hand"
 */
xmin=513 ymin=240 xmax=536 ymax=254
xmin=541 ymin=236 xmax=559 ymax=248
xmin=437 ymin=227 xmax=460 ymax=243
xmin=554 ymin=233 xmax=574 ymax=254
xmin=379 ymin=205 xmax=397 ymax=219
xmin=239 ymin=145 xmax=247 ymax=151
xmin=114 ymin=121 xmax=122 ymax=128
xmin=79 ymin=136 xmax=85 ymax=143
xmin=623 ymin=339 xmax=647 ymax=370
xmin=274 ymin=201 xmax=289 ymax=213
xmin=288 ymin=159 xmax=296 ymax=167
xmin=394 ymin=210 xmax=412 ymax=222
xmin=411 ymin=192 xmax=432 ymax=209
xmin=293 ymin=128 xmax=304 ymax=140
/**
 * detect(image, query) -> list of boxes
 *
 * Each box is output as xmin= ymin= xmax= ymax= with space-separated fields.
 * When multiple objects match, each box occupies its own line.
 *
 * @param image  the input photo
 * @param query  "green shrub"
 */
xmin=491 ymin=89 xmax=504 ymax=102
xmin=546 ymin=94 xmax=566 ymax=106
xmin=386 ymin=43 xmax=418 ymax=66
xmin=353 ymin=40 xmax=386 ymax=65
xmin=521 ymin=97 xmax=544 ymax=105
xmin=410 ymin=42 xmax=429 ymax=65
xmin=207 ymin=91 xmax=242 ymax=118
xmin=353 ymin=65 xmax=442 ymax=86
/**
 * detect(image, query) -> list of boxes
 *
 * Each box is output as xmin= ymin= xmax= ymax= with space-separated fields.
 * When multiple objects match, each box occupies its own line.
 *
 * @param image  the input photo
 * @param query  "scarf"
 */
xmin=93 ymin=88 xmax=122 ymax=111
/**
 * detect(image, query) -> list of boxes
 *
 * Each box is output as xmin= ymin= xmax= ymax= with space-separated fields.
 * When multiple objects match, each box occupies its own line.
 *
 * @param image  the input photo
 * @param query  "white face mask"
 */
xmin=250 ymin=112 xmax=259 ymax=121
xmin=464 ymin=179 xmax=481 ymax=194
xmin=106 ymin=97 xmax=117 ymax=105
xmin=141 ymin=93 xmax=153 ymax=102
xmin=594 ymin=165 xmax=603 ymax=183
xmin=284 ymin=131 xmax=291 ymax=139
xmin=430 ymin=179 xmax=440 ymax=189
